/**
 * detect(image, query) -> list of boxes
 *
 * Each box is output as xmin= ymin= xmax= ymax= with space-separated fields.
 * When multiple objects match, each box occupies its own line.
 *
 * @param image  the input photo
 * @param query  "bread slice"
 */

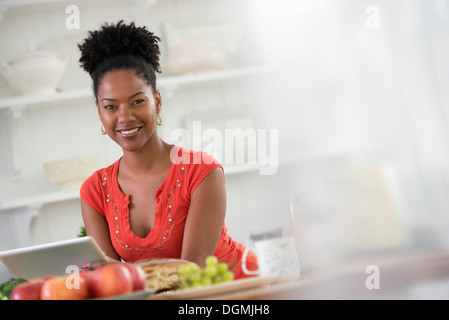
xmin=135 ymin=258 xmax=195 ymax=293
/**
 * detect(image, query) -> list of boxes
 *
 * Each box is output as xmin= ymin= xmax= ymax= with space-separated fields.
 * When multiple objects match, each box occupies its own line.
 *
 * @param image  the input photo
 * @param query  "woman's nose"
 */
xmin=117 ymin=105 xmax=136 ymax=123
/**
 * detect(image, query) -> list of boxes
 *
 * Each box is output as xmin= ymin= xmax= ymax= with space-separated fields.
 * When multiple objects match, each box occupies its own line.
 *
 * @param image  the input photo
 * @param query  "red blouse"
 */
xmin=80 ymin=146 xmax=258 ymax=279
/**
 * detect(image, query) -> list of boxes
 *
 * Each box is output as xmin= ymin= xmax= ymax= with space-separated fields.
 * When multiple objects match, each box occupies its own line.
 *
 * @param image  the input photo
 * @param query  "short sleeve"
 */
xmin=80 ymin=170 xmax=105 ymax=216
xmin=187 ymin=151 xmax=223 ymax=196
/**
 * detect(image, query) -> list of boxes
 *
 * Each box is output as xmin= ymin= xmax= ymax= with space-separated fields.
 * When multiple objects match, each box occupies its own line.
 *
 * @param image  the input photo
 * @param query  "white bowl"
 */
xmin=1 ymin=50 xmax=68 ymax=95
xmin=44 ymin=157 xmax=99 ymax=191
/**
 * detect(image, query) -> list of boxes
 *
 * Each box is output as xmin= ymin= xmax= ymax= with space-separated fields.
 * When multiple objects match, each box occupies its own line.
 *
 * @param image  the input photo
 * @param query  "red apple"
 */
xmin=10 ymin=275 xmax=55 ymax=300
xmin=122 ymin=262 xmax=146 ymax=291
xmin=79 ymin=270 xmax=94 ymax=296
xmin=80 ymin=270 xmax=93 ymax=283
xmin=41 ymin=274 xmax=89 ymax=300
xmin=89 ymin=263 xmax=133 ymax=298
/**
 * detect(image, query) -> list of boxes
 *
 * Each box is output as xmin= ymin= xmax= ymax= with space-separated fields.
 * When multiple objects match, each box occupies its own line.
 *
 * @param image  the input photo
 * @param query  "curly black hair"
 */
xmin=78 ymin=20 xmax=161 ymax=99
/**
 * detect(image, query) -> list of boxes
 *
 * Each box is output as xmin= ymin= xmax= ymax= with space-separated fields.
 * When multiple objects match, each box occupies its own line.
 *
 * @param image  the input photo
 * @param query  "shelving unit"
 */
xmin=0 ymin=145 xmax=380 ymax=213
xmin=0 ymin=189 xmax=79 ymax=213
xmin=0 ymin=0 xmax=157 ymax=21
xmin=0 ymin=164 xmax=261 ymax=213
xmin=0 ymin=65 xmax=272 ymax=213
xmin=0 ymin=64 xmax=272 ymax=177
xmin=0 ymin=65 xmax=272 ymax=116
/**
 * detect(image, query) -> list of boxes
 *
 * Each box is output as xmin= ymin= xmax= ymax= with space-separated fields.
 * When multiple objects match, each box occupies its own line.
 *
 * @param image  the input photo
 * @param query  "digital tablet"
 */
xmin=0 ymin=236 xmax=108 ymax=280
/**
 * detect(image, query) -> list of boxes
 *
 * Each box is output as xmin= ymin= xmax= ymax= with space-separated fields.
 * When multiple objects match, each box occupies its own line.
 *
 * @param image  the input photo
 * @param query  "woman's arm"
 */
xmin=81 ymin=198 xmax=121 ymax=262
xmin=180 ymin=167 xmax=227 ymax=267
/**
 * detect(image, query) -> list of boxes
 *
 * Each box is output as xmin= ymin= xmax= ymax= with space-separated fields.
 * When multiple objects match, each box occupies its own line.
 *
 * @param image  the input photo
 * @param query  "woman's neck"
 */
xmin=120 ymin=138 xmax=172 ymax=176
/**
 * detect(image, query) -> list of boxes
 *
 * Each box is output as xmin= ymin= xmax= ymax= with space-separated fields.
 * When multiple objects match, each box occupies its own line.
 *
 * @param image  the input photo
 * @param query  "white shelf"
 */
xmin=0 ymin=165 xmax=258 ymax=212
xmin=0 ymin=0 xmax=70 ymax=6
xmin=0 ymin=150 xmax=324 ymax=212
xmin=0 ymin=0 xmax=157 ymax=21
xmin=0 ymin=88 xmax=93 ymax=112
xmin=0 ymin=189 xmax=79 ymax=212
xmin=159 ymin=65 xmax=271 ymax=88
xmin=0 ymin=164 xmax=262 ymax=212
xmin=0 ymin=65 xmax=272 ymax=115
xmin=0 ymin=144 xmax=399 ymax=212
xmin=0 ymin=65 xmax=271 ymax=182
xmin=0 ymin=65 xmax=272 ymax=211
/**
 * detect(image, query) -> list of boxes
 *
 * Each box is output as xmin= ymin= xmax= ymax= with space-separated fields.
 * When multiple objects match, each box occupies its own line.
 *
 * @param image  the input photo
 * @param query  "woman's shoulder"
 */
xmin=169 ymin=146 xmax=223 ymax=195
xmin=170 ymin=145 xmax=221 ymax=167
xmin=81 ymin=158 xmax=120 ymax=191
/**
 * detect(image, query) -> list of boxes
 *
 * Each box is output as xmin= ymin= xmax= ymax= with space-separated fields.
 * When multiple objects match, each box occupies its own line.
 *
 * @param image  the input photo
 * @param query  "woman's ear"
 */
xmin=154 ymin=90 xmax=162 ymax=114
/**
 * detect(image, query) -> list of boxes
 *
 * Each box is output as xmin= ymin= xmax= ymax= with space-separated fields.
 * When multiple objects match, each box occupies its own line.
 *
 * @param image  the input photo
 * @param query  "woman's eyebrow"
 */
xmin=101 ymin=91 xmax=147 ymax=102
xmin=128 ymin=91 xmax=146 ymax=99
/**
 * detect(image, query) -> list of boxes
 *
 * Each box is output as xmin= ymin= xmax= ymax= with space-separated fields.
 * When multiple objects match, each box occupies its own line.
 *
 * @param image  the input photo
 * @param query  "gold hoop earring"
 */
xmin=156 ymin=113 xmax=163 ymax=126
xmin=100 ymin=123 xmax=107 ymax=135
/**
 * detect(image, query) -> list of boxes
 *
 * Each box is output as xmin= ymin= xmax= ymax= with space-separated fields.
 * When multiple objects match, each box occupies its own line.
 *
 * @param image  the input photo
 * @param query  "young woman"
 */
xmin=78 ymin=20 xmax=257 ymax=279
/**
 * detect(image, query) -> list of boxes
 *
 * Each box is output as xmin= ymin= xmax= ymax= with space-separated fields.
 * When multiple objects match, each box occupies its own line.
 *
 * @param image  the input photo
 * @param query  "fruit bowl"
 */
xmin=43 ymin=156 xmax=98 ymax=191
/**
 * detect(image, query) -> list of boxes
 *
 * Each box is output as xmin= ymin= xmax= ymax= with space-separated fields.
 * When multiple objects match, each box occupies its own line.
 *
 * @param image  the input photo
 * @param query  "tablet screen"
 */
xmin=0 ymin=237 xmax=108 ymax=280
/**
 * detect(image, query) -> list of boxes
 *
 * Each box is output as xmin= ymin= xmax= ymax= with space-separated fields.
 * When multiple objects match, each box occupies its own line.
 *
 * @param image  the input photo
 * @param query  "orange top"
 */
xmin=80 ymin=146 xmax=258 ymax=279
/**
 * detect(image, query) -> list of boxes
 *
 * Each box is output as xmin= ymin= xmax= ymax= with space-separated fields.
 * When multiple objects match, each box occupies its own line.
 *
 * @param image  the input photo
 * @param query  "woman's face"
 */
xmin=96 ymin=69 xmax=161 ymax=153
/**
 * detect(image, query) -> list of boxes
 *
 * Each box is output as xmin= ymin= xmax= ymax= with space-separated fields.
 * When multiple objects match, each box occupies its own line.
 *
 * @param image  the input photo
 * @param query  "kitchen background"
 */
xmin=1 ymin=0 xmax=449 ymax=288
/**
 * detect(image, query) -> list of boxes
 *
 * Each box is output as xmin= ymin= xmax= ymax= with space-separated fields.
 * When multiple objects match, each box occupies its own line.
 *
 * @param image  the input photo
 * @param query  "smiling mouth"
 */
xmin=118 ymin=127 xmax=141 ymax=136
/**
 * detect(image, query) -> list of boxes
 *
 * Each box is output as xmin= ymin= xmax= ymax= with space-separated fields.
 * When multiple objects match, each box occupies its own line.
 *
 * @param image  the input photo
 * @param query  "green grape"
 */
xmin=178 ymin=264 xmax=190 ymax=276
xmin=212 ymin=274 xmax=223 ymax=284
xmin=201 ymin=277 xmax=212 ymax=286
xmin=205 ymin=255 xmax=218 ymax=267
xmin=186 ymin=263 xmax=199 ymax=273
xmin=178 ymin=257 xmax=234 ymax=290
xmin=204 ymin=265 xmax=218 ymax=277
xmin=189 ymin=270 xmax=202 ymax=283
xmin=217 ymin=262 xmax=228 ymax=274
xmin=223 ymin=271 xmax=234 ymax=282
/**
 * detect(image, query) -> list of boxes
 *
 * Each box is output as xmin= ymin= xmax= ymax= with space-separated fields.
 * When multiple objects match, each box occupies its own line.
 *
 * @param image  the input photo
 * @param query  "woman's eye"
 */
xmin=131 ymin=99 xmax=145 ymax=105
xmin=104 ymin=105 xmax=116 ymax=110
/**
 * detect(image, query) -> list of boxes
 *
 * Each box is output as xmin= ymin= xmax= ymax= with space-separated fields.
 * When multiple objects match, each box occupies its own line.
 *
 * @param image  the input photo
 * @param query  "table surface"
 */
xmin=148 ymin=249 xmax=449 ymax=300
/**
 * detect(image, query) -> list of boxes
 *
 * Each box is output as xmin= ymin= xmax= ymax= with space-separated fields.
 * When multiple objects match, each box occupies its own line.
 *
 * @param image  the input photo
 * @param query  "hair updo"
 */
xmin=78 ymin=20 xmax=161 ymax=100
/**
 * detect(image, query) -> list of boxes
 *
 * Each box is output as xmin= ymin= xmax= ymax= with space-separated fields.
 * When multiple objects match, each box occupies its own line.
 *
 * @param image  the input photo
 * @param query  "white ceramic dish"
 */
xmin=1 ymin=40 xmax=68 ymax=95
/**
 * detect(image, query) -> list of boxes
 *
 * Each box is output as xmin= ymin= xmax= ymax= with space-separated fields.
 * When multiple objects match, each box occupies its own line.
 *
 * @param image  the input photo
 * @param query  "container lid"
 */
xmin=9 ymin=51 xmax=60 ymax=64
xmin=8 ymin=38 xmax=60 ymax=64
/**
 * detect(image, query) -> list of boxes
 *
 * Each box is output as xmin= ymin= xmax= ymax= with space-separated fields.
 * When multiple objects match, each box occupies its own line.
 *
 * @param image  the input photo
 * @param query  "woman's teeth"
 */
xmin=120 ymin=128 xmax=139 ymax=135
